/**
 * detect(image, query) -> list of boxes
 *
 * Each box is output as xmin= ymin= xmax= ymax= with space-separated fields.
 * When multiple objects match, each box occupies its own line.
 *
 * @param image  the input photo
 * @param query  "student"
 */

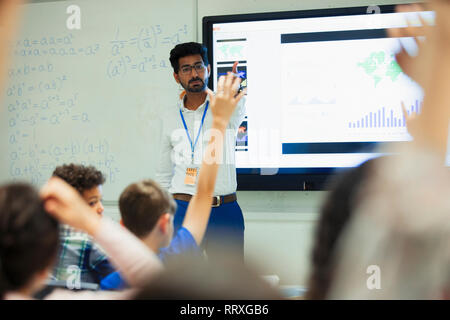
xmin=50 ymin=164 xmax=115 ymax=285
xmin=305 ymin=158 xmax=379 ymax=299
xmin=328 ymin=1 xmax=450 ymax=299
xmin=0 ymin=179 xmax=163 ymax=300
xmin=120 ymin=180 xmax=203 ymax=264
xmin=101 ymin=73 xmax=246 ymax=290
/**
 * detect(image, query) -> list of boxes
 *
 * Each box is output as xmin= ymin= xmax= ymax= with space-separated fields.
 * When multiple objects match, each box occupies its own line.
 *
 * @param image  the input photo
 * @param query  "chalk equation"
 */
xmin=13 ymin=33 xmax=101 ymax=57
xmin=107 ymin=24 xmax=189 ymax=78
xmin=7 ymin=92 xmax=81 ymax=130
xmin=15 ymin=34 xmax=75 ymax=47
xmin=9 ymin=139 xmax=120 ymax=185
xmin=14 ymin=44 xmax=101 ymax=58
xmin=6 ymin=74 xmax=68 ymax=97
xmin=8 ymin=62 xmax=54 ymax=79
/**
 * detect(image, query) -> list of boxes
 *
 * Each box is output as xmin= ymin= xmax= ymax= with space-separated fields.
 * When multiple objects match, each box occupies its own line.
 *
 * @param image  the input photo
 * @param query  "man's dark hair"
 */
xmin=0 ymin=183 xmax=59 ymax=298
xmin=52 ymin=164 xmax=105 ymax=195
xmin=306 ymin=157 xmax=379 ymax=300
xmin=119 ymin=179 xmax=177 ymax=239
xmin=169 ymin=42 xmax=208 ymax=73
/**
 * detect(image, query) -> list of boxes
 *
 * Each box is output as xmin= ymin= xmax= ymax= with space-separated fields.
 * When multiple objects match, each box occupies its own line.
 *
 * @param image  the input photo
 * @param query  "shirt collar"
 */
xmin=180 ymin=95 xmax=210 ymax=113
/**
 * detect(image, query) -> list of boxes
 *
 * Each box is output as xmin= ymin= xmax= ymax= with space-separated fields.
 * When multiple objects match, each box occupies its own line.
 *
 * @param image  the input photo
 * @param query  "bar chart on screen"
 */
xmin=348 ymin=100 xmax=421 ymax=130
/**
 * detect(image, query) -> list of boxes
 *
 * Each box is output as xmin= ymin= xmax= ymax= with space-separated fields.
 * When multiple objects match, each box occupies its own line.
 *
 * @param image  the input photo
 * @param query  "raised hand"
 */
xmin=391 ymin=1 xmax=450 ymax=156
xmin=183 ymin=73 xmax=245 ymax=246
xmin=388 ymin=4 xmax=432 ymax=89
xmin=401 ymin=101 xmax=421 ymax=139
xmin=207 ymin=73 xmax=246 ymax=128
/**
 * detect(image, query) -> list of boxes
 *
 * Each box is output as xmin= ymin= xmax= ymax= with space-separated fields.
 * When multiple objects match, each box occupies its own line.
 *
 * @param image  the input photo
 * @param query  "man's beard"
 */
xmin=182 ymin=77 xmax=208 ymax=93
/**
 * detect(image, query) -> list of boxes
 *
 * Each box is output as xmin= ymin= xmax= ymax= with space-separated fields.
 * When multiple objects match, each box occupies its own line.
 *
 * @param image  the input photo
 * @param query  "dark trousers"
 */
xmin=173 ymin=199 xmax=245 ymax=261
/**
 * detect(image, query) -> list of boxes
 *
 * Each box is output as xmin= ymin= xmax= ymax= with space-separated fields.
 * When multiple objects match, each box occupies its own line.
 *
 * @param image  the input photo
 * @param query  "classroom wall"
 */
xmin=27 ymin=0 xmax=419 ymax=287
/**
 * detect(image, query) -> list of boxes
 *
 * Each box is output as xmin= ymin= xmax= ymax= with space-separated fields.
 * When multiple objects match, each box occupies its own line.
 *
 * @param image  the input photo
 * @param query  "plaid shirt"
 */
xmin=50 ymin=224 xmax=115 ymax=285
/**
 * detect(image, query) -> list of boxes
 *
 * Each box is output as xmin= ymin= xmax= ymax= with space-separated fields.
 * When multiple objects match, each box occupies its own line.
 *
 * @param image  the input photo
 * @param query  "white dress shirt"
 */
xmin=155 ymin=95 xmax=246 ymax=196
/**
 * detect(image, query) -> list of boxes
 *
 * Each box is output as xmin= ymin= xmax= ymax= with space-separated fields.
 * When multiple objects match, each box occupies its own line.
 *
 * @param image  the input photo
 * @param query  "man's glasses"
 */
xmin=179 ymin=62 xmax=206 ymax=75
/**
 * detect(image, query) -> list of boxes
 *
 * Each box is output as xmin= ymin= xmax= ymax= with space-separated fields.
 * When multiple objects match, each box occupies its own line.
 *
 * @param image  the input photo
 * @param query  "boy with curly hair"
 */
xmin=50 ymin=164 xmax=115 ymax=286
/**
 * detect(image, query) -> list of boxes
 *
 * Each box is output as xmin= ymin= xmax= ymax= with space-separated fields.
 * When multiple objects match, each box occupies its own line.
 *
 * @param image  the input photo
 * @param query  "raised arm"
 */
xmin=182 ymin=73 xmax=246 ymax=245
xmin=0 ymin=0 xmax=23 ymax=100
xmin=389 ymin=1 xmax=450 ymax=157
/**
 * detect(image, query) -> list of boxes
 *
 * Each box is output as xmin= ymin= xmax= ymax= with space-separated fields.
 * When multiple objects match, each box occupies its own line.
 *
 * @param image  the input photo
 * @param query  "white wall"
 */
xmin=239 ymin=191 xmax=325 ymax=286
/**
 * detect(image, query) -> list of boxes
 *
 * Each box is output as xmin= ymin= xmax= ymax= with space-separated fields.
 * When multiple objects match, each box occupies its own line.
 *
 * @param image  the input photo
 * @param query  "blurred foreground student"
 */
xmin=328 ymin=1 xmax=450 ymax=299
xmin=306 ymin=158 xmax=379 ymax=299
xmin=134 ymin=253 xmax=282 ymax=300
xmin=101 ymin=73 xmax=246 ymax=290
xmin=50 ymin=164 xmax=115 ymax=285
xmin=0 ymin=0 xmax=22 ymax=97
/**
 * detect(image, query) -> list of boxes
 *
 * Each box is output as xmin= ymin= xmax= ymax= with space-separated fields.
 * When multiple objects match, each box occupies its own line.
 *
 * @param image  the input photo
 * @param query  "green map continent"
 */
xmin=358 ymin=51 xmax=385 ymax=75
xmin=358 ymin=51 xmax=402 ymax=87
xmin=386 ymin=60 xmax=402 ymax=82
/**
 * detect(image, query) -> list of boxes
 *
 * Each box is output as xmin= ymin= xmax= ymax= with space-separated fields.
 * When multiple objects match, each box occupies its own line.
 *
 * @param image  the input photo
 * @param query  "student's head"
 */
xmin=52 ymin=164 xmax=105 ymax=215
xmin=306 ymin=157 xmax=378 ymax=300
xmin=119 ymin=180 xmax=177 ymax=248
xmin=0 ymin=183 xmax=59 ymax=298
xmin=170 ymin=42 xmax=210 ymax=93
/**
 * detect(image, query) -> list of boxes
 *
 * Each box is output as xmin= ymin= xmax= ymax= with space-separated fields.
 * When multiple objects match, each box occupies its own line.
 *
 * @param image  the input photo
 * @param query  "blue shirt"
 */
xmin=100 ymin=227 xmax=201 ymax=290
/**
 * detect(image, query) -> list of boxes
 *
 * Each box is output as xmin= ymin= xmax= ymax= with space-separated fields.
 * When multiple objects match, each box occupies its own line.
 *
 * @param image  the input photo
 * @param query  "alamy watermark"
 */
xmin=366 ymin=5 xmax=382 ymax=29
xmin=66 ymin=265 xmax=81 ymax=290
xmin=366 ymin=265 xmax=381 ymax=290
xmin=66 ymin=5 xmax=81 ymax=30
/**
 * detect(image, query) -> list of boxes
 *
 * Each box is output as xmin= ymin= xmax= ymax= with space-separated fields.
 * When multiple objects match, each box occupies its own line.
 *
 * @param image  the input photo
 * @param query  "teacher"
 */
xmin=156 ymin=42 xmax=246 ymax=260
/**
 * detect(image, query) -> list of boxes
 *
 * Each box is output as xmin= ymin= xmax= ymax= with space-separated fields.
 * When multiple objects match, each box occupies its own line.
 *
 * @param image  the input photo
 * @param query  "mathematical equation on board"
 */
xmin=8 ymin=139 xmax=120 ymax=185
xmin=106 ymin=24 xmax=189 ymax=78
xmin=6 ymin=34 xmax=97 ymax=135
xmin=13 ymin=34 xmax=101 ymax=58
xmin=107 ymin=54 xmax=170 ymax=78
xmin=7 ymin=89 xmax=84 ymax=129
xmin=5 ymin=33 xmax=122 ymax=187
xmin=7 ymin=74 xmax=68 ymax=97
xmin=8 ymin=62 xmax=54 ymax=79
xmin=7 ymin=33 xmax=98 ymax=129
xmin=14 ymin=44 xmax=101 ymax=58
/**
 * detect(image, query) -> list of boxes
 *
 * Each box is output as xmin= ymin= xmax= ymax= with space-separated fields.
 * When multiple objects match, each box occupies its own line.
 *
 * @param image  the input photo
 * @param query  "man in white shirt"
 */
xmin=156 ymin=42 xmax=246 ymax=260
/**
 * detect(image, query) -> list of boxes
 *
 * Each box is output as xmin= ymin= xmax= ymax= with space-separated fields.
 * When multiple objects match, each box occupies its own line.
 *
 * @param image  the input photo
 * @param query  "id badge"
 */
xmin=184 ymin=168 xmax=198 ymax=186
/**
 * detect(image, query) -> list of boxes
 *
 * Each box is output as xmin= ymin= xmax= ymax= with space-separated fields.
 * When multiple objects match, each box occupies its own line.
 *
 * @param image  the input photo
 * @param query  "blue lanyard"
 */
xmin=179 ymin=101 xmax=209 ymax=162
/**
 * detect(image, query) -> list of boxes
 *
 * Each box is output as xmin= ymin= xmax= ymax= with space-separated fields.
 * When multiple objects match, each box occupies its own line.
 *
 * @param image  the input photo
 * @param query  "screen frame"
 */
xmin=202 ymin=4 xmax=413 ymax=191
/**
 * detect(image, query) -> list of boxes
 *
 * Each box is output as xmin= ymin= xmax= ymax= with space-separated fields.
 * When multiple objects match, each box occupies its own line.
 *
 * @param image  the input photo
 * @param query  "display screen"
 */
xmin=204 ymin=6 xmax=449 ymax=189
